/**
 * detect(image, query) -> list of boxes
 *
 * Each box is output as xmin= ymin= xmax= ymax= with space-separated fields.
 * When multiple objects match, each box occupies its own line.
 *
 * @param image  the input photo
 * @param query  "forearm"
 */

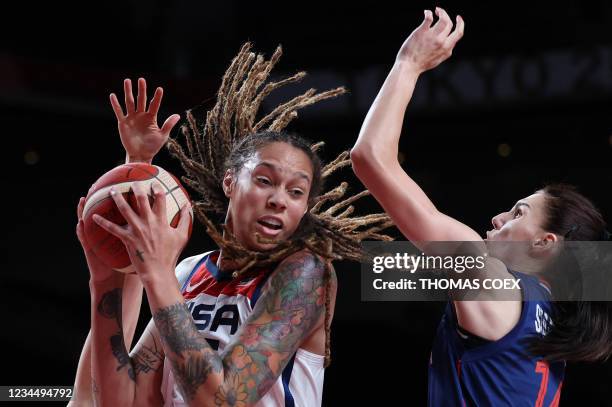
xmin=143 ymin=274 xmax=224 ymax=406
xmin=351 ymin=61 xmax=439 ymax=216
xmin=70 ymin=275 xmax=143 ymax=406
xmin=352 ymin=61 xmax=420 ymax=160
xmin=68 ymin=332 xmax=93 ymax=407
xmin=122 ymin=274 xmax=144 ymax=349
xmin=90 ymin=275 xmax=137 ymax=406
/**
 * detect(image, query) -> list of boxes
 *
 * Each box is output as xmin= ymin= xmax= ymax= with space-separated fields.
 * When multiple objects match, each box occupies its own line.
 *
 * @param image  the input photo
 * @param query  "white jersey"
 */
xmin=161 ymin=251 xmax=325 ymax=407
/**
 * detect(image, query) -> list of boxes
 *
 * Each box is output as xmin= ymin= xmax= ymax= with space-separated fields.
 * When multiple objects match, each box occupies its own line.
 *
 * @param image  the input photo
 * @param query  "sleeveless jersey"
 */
xmin=161 ymin=251 xmax=325 ymax=407
xmin=428 ymin=270 xmax=565 ymax=406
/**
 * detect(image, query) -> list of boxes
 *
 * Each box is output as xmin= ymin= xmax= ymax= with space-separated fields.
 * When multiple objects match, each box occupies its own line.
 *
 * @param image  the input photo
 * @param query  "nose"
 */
xmin=267 ymin=190 xmax=287 ymax=211
xmin=491 ymin=213 xmax=505 ymax=230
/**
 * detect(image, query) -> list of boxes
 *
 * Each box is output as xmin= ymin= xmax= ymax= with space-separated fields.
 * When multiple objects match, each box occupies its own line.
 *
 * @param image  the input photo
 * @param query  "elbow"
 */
xmin=350 ymin=144 xmax=387 ymax=182
xmin=350 ymin=145 xmax=375 ymax=179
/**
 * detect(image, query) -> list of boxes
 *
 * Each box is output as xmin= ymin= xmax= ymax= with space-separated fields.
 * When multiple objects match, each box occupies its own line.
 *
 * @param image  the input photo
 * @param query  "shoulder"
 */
xmin=273 ymin=249 xmax=332 ymax=282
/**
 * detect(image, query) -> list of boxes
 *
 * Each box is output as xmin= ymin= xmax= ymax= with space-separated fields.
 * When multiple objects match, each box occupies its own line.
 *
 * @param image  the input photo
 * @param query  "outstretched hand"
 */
xmin=396 ymin=7 xmax=464 ymax=74
xmin=110 ymin=78 xmax=181 ymax=164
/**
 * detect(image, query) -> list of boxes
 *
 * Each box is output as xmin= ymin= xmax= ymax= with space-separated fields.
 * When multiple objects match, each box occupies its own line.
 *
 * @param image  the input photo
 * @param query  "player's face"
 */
xmin=225 ymin=142 xmax=313 ymax=251
xmin=486 ymin=192 xmax=549 ymax=242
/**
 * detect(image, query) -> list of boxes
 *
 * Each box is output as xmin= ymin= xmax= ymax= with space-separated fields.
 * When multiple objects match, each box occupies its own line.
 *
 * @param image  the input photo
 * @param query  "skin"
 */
xmin=486 ymin=191 xmax=559 ymax=273
xmin=222 ymin=142 xmax=313 ymax=252
xmin=351 ymin=7 xmax=559 ymax=341
xmin=70 ymin=77 xmax=180 ymax=407
xmin=86 ymin=134 xmax=335 ymax=406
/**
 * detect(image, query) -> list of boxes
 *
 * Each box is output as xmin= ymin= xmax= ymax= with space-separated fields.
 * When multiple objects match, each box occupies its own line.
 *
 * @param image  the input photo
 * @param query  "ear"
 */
xmin=222 ymin=169 xmax=234 ymax=198
xmin=532 ymin=232 xmax=558 ymax=253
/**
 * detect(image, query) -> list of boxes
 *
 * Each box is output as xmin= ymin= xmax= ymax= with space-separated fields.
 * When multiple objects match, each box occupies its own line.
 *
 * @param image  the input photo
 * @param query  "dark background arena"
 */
xmin=2 ymin=0 xmax=612 ymax=405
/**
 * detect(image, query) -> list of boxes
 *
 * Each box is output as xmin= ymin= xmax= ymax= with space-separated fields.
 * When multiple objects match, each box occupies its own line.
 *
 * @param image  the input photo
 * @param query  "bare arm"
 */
xmin=70 ymin=77 xmax=180 ymax=406
xmin=351 ymin=8 xmax=471 ymax=242
xmin=351 ymin=8 xmax=521 ymax=340
xmin=69 ymin=274 xmax=143 ymax=407
xmin=90 ymin=277 xmax=165 ymax=407
xmin=145 ymin=250 xmax=328 ymax=406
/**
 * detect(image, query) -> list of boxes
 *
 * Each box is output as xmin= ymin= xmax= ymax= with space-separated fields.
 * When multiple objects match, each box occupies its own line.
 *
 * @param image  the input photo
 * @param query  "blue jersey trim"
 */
xmin=282 ymin=353 xmax=296 ymax=407
xmin=180 ymin=254 xmax=210 ymax=292
xmin=204 ymin=251 xmax=233 ymax=281
xmin=250 ymin=272 xmax=271 ymax=308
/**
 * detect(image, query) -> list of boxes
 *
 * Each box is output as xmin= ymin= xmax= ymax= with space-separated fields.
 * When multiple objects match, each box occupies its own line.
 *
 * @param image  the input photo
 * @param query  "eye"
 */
xmin=289 ymin=189 xmax=305 ymax=197
xmin=256 ymin=176 xmax=271 ymax=185
xmin=513 ymin=208 xmax=522 ymax=218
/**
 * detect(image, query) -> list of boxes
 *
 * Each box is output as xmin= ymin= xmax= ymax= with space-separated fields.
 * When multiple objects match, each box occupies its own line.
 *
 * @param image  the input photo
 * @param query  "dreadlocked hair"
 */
xmin=167 ymin=42 xmax=393 ymax=367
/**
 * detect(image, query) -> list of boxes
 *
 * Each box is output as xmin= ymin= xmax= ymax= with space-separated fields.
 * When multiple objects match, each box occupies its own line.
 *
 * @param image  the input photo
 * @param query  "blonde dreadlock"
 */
xmin=167 ymin=42 xmax=393 ymax=367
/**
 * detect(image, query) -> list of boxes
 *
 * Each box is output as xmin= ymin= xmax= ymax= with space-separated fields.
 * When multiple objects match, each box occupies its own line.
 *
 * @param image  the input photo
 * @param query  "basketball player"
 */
xmin=71 ymin=44 xmax=391 ymax=406
xmin=351 ymin=7 xmax=612 ymax=405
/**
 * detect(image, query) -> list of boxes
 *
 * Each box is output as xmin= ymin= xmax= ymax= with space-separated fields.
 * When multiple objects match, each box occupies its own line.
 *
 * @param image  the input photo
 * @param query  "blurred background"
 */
xmin=2 ymin=0 xmax=611 ymax=405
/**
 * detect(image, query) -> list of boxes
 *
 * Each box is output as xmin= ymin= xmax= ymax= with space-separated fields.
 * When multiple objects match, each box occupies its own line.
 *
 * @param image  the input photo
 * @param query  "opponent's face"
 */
xmin=224 ymin=142 xmax=313 ymax=251
xmin=486 ymin=192 xmax=549 ymax=242
xmin=485 ymin=191 xmax=560 ymax=264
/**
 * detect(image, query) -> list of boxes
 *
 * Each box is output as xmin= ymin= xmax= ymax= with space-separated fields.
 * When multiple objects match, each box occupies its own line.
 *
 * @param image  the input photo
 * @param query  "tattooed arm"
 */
xmin=144 ymin=249 xmax=328 ymax=407
xmin=90 ymin=274 xmax=165 ymax=407
xmin=70 ymin=274 xmax=143 ymax=407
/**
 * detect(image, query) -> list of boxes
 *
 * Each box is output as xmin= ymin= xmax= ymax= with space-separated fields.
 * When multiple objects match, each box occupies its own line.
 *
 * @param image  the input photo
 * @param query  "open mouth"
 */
xmin=256 ymin=216 xmax=284 ymax=237
xmin=257 ymin=218 xmax=283 ymax=230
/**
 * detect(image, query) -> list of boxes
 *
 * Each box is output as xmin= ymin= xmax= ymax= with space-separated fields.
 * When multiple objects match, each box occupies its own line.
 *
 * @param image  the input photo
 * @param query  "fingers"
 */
xmin=147 ymin=87 xmax=163 ymax=117
xmin=93 ymin=213 xmax=131 ymax=242
xmin=432 ymin=7 xmax=453 ymax=37
xmin=445 ymin=15 xmax=465 ymax=47
xmin=137 ymin=77 xmax=147 ymax=112
xmin=151 ymin=182 xmax=167 ymax=219
xmin=76 ymin=197 xmax=88 ymax=246
xmin=177 ymin=203 xmax=192 ymax=238
xmin=160 ymin=114 xmax=181 ymax=137
xmin=76 ymin=218 xmax=86 ymax=246
xmin=132 ymin=182 xmax=153 ymax=219
xmin=419 ymin=9 xmax=434 ymax=30
xmin=77 ymin=197 xmax=85 ymax=221
xmin=109 ymin=93 xmax=125 ymax=121
xmin=124 ymin=79 xmax=135 ymax=114
xmin=108 ymin=187 xmax=140 ymax=228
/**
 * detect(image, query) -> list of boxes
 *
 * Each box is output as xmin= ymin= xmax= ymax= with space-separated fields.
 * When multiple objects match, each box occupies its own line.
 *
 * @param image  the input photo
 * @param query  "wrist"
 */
xmin=89 ymin=272 xmax=124 ymax=295
xmin=125 ymin=152 xmax=153 ymax=165
xmin=392 ymin=60 xmax=423 ymax=79
xmin=140 ymin=269 xmax=182 ymax=309
xmin=139 ymin=267 xmax=177 ymax=290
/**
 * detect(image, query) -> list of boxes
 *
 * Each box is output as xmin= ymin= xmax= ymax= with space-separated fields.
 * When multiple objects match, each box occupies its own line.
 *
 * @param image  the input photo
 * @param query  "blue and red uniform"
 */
xmin=161 ymin=251 xmax=326 ymax=407
xmin=428 ymin=271 xmax=565 ymax=406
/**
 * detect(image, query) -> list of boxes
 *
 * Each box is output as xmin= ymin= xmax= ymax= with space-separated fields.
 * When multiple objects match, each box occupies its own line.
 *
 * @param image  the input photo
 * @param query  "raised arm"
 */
xmin=94 ymin=183 xmax=329 ymax=406
xmin=70 ymin=78 xmax=180 ymax=406
xmin=351 ymin=8 xmax=521 ymax=340
xmin=351 ymin=8 xmax=476 ymax=242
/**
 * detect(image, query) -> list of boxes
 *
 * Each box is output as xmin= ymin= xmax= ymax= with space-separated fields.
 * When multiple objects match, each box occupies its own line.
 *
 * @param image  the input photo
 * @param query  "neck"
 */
xmin=216 ymin=211 xmax=236 ymax=271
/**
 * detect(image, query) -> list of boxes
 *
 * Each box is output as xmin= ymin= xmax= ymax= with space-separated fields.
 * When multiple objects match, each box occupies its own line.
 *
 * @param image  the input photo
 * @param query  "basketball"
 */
xmin=82 ymin=163 xmax=193 ymax=273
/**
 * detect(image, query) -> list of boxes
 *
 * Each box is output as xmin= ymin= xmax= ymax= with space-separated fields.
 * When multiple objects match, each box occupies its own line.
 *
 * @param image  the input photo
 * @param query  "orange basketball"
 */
xmin=82 ymin=163 xmax=193 ymax=273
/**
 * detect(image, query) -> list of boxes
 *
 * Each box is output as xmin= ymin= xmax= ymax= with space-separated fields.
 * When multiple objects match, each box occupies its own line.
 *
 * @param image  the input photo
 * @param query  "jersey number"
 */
xmin=535 ymin=361 xmax=562 ymax=407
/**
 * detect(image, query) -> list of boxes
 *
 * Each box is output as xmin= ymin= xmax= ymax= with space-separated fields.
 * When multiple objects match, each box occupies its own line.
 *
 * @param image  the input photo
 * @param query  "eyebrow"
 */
xmin=256 ymin=161 xmax=311 ymax=183
xmin=513 ymin=202 xmax=531 ymax=210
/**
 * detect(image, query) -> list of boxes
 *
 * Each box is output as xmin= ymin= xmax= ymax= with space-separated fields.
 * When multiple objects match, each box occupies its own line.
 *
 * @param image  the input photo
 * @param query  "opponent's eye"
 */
xmin=512 ymin=208 xmax=522 ymax=218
